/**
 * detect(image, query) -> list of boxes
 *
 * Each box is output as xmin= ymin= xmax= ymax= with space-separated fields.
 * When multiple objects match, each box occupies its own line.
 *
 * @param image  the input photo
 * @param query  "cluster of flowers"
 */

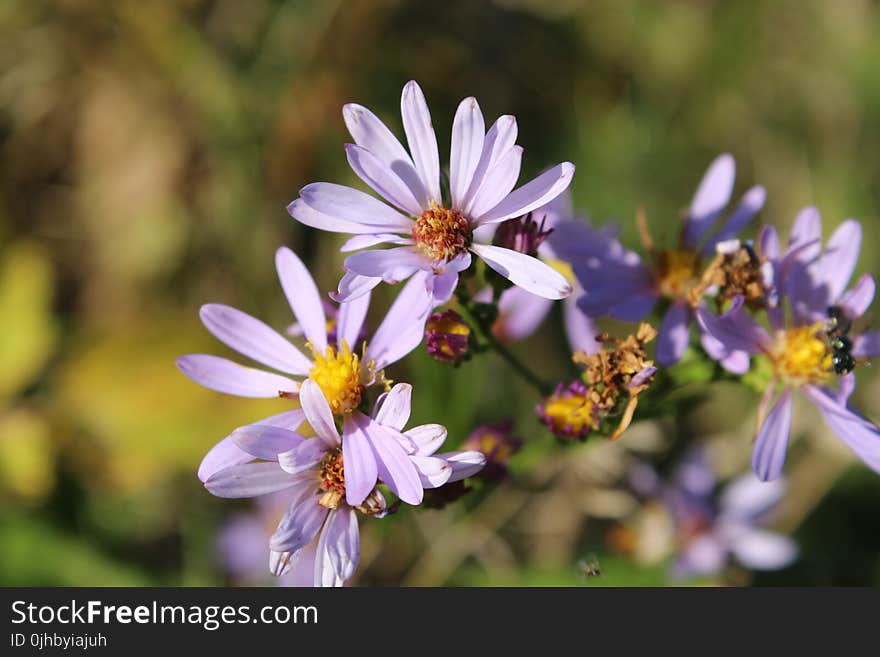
xmin=179 ymin=80 xmax=879 ymax=586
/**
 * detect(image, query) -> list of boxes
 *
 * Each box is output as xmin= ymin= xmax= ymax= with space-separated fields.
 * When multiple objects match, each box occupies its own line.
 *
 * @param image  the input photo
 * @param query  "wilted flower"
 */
xmin=572 ymin=154 xmax=765 ymax=368
xmin=696 ymin=210 xmax=880 ymax=480
xmin=287 ymin=80 xmax=574 ymax=306
xmin=425 ymin=309 xmax=472 ymax=364
xmin=537 ymin=324 xmax=656 ymax=442
xmin=177 ymin=246 xmax=431 ymax=483
xmin=462 ymin=419 xmax=523 ymax=481
xmin=204 ymin=381 xmax=484 ymax=586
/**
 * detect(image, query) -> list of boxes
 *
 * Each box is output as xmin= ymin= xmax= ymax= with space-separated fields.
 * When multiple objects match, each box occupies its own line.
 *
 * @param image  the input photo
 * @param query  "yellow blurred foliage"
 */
xmin=0 ymin=407 xmax=54 ymax=501
xmin=0 ymin=241 xmax=58 ymax=399
xmin=57 ymin=311 xmax=295 ymax=494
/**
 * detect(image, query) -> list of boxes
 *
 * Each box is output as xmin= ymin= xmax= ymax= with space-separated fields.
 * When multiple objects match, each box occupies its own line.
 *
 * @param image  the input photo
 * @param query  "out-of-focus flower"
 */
xmin=572 ymin=154 xmax=765 ymax=368
xmin=537 ymin=380 xmax=600 ymax=441
xmin=177 ymin=246 xmax=431 ymax=483
xmin=287 ymin=80 xmax=574 ymax=306
xmin=204 ymin=381 xmax=483 ymax=586
xmin=216 ymin=492 xmax=308 ymax=586
xmin=696 ymin=210 xmax=880 ymax=481
xmin=425 ymin=310 xmax=472 ymax=364
xmin=461 ymin=419 xmax=523 ymax=481
xmin=643 ymin=450 xmax=797 ymax=580
xmin=489 ymin=196 xmax=601 ymax=354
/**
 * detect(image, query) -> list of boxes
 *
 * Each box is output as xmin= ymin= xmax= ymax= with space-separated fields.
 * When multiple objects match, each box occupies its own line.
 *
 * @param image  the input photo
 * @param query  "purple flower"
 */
xmin=635 ymin=450 xmax=797 ymax=580
xmin=696 ymin=210 xmax=880 ymax=481
xmin=490 ymin=196 xmax=601 ymax=354
xmin=215 ymin=492 xmax=308 ymax=586
xmin=572 ymin=154 xmax=766 ymax=367
xmin=177 ymin=246 xmax=432 ymax=484
xmin=461 ymin=419 xmax=523 ymax=482
xmin=536 ymin=380 xmax=600 ymax=441
xmin=287 ymin=80 xmax=574 ymax=306
xmin=204 ymin=381 xmax=485 ymax=586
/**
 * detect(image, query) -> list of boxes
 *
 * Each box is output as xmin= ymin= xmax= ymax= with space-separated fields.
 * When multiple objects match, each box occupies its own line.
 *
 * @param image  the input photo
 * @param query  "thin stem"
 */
xmin=456 ymin=297 xmax=550 ymax=395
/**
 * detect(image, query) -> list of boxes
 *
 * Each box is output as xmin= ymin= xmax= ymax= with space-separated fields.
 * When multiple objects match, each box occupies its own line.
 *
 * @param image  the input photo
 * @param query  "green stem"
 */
xmin=456 ymin=297 xmax=550 ymax=395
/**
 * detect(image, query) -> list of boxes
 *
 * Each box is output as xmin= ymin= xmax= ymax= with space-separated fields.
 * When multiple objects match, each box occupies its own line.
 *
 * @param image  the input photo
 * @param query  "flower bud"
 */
xmin=492 ymin=212 xmax=554 ymax=256
xmin=425 ymin=310 xmax=472 ymax=364
xmin=462 ymin=419 xmax=523 ymax=481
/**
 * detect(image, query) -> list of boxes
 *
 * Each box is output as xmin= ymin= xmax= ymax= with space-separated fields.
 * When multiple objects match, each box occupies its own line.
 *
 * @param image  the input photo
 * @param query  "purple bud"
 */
xmin=462 ymin=419 xmax=523 ymax=482
xmin=425 ymin=310 xmax=472 ymax=364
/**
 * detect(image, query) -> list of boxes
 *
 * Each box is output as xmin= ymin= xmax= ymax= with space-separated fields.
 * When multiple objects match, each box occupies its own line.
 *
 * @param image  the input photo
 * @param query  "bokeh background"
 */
xmin=2 ymin=0 xmax=879 ymax=586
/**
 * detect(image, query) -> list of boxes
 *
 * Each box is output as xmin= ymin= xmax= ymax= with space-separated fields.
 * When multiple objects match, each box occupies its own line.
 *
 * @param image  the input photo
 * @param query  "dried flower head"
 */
xmin=688 ymin=239 xmax=771 ymax=310
xmin=569 ymin=322 xmax=659 ymax=441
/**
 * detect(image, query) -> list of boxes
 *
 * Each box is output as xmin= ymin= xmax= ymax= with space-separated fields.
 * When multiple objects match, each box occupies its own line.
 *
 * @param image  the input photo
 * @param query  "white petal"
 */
xmin=336 ymin=292 xmax=371 ymax=351
xmin=275 ymin=247 xmax=327 ymax=353
xmin=176 ymin=354 xmax=298 ymax=398
xmin=204 ymin=462 xmax=302 ymax=498
xmin=401 ymin=80 xmax=441 ymax=203
xmin=410 ymin=455 xmax=452 ymax=488
xmin=298 ymin=182 xmax=414 ymax=232
xmin=345 ymin=144 xmax=423 ymax=217
xmin=199 ymin=304 xmax=312 ymax=375
xmin=449 ymin=96 xmax=485 ymax=209
xmin=472 ymin=162 xmax=575 ymax=227
xmin=461 ymin=114 xmax=518 ymax=215
xmin=374 ymin=382 xmax=412 ymax=431
xmin=470 ymin=244 xmax=572 ymax=299
xmin=404 ymin=423 xmax=448 ymax=456
xmin=366 ymin=270 xmax=433 ymax=369
xmin=468 ymin=146 xmax=523 ymax=219
xmin=298 ymin=379 xmax=341 ymax=448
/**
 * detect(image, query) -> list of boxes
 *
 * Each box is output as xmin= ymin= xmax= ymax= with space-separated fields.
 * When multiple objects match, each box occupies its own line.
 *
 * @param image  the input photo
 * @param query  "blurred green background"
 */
xmin=1 ymin=0 xmax=878 ymax=586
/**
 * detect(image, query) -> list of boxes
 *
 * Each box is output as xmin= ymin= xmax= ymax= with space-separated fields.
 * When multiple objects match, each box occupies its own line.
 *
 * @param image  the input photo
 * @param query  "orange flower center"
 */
xmin=412 ymin=205 xmax=471 ymax=263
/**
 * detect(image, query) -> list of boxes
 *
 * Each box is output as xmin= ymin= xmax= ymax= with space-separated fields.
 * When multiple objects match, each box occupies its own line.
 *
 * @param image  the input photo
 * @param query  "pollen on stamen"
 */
xmin=318 ymin=450 xmax=346 ymax=509
xmin=767 ymin=324 xmax=834 ymax=386
xmin=308 ymin=340 xmax=364 ymax=414
xmin=412 ymin=204 xmax=472 ymax=263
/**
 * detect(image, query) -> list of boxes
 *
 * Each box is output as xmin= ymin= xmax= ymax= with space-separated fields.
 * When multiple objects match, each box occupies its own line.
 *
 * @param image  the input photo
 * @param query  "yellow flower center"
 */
xmin=767 ymin=324 xmax=833 ymax=386
xmin=412 ymin=204 xmax=471 ymax=263
xmin=474 ymin=431 xmax=515 ymax=462
xmin=541 ymin=394 xmax=598 ymax=437
xmin=654 ymin=249 xmax=701 ymax=300
xmin=308 ymin=340 xmax=364 ymax=414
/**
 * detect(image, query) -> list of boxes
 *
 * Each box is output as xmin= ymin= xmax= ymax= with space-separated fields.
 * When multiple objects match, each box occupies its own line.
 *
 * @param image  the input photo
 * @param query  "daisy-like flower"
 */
xmin=203 ymin=381 xmax=485 ymax=586
xmin=488 ymin=195 xmax=600 ymax=354
xmin=287 ymin=80 xmax=575 ymax=306
xmin=632 ymin=450 xmax=797 ymax=580
xmin=573 ymin=154 xmax=766 ymax=367
xmin=177 ymin=246 xmax=431 ymax=483
xmin=696 ymin=209 xmax=880 ymax=481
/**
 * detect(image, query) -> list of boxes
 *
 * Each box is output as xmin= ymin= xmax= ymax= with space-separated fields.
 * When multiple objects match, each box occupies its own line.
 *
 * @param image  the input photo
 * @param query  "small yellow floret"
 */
xmin=308 ymin=340 xmax=363 ymax=414
xmin=768 ymin=324 xmax=833 ymax=386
